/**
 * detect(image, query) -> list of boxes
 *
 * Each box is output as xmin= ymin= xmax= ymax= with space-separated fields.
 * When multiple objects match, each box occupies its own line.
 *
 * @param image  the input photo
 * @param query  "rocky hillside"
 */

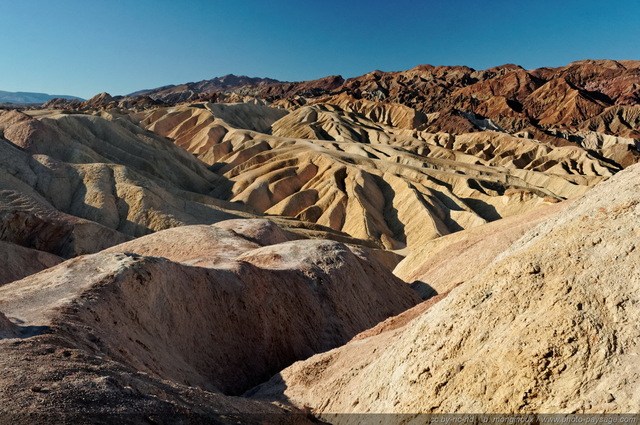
xmin=128 ymin=75 xmax=282 ymax=104
xmin=0 ymin=220 xmax=418 ymax=422
xmin=0 ymin=109 xmax=381 ymax=261
xmin=0 ymin=59 xmax=639 ymax=422
xmin=110 ymin=60 xmax=640 ymax=150
xmin=250 ymin=162 xmax=640 ymax=419
xmin=136 ymin=99 xmax=615 ymax=250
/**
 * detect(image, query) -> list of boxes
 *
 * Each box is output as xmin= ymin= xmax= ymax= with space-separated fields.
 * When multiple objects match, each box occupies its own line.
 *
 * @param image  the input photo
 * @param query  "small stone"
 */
xmin=526 ymin=263 xmax=541 ymax=274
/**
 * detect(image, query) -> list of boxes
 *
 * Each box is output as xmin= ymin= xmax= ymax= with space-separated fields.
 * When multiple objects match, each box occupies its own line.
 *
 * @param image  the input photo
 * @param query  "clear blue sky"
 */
xmin=1 ymin=0 xmax=638 ymax=98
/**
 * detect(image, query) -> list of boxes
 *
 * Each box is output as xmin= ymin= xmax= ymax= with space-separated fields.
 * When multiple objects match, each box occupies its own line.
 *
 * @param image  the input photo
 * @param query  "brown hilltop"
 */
xmin=90 ymin=60 xmax=640 ymax=150
xmin=523 ymin=77 xmax=611 ymax=127
xmin=554 ymin=60 xmax=640 ymax=105
xmin=253 ymin=75 xmax=345 ymax=100
xmin=583 ymin=105 xmax=640 ymax=138
xmin=333 ymin=60 xmax=640 ymax=138
xmin=453 ymin=68 xmax=543 ymax=104
xmin=0 ymin=220 xmax=418 ymax=417
xmin=132 ymin=75 xmax=282 ymax=104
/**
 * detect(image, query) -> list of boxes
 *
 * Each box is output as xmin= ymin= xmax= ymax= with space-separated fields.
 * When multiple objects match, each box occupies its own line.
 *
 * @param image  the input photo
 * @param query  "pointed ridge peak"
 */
xmin=484 ymin=63 xmax=524 ymax=72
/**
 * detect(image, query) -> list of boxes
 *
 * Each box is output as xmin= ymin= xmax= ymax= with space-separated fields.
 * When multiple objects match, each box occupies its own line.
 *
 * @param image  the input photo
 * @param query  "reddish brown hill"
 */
xmin=132 ymin=75 xmax=281 ymax=104
xmin=78 ymin=60 xmax=640 ymax=148
xmin=523 ymin=78 xmax=611 ymax=127
xmin=253 ymin=75 xmax=345 ymax=100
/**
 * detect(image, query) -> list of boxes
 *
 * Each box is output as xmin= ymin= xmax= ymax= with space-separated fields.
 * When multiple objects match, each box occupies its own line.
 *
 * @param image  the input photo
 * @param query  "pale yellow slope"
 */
xmin=251 ymin=163 xmax=640 ymax=417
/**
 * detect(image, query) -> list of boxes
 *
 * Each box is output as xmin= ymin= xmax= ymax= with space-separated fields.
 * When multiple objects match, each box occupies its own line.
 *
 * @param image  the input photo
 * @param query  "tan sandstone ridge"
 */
xmin=0 ymin=109 xmax=250 ymax=230
xmin=0 ymin=219 xmax=419 ymax=419
xmin=0 ymin=186 xmax=131 ymax=258
xmin=250 ymin=163 xmax=640 ymax=419
xmin=137 ymin=100 xmax=615 ymax=251
xmin=394 ymin=199 xmax=572 ymax=293
xmin=2 ymin=81 xmax=628 ymax=258
xmin=0 ymin=109 xmax=392 ymax=274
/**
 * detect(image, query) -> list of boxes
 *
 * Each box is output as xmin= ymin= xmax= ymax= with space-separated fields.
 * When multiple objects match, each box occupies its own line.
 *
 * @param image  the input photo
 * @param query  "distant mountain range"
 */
xmin=125 ymin=73 xmax=344 ymax=104
xmin=0 ymin=90 xmax=84 ymax=104
xmin=127 ymin=74 xmax=282 ymax=104
xmin=108 ymin=60 xmax=640 ymax=145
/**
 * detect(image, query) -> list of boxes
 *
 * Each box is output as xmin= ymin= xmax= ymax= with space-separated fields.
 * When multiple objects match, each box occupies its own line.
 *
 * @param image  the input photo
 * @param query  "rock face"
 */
xmin=138 ymin=101 xmax=614 ymax=250
xmin=8 ymin=61 xmax=639 ymax=256
xmin=0 ymin=109 xmax=380 ymax=262
xmin=321 ymin=60 xmax=640 ymax=143
xmin=3 ymin=60 xmax=640 ymax=421
xmin=124 ymin=74 xmax=344 ymax=105
xmin=212 ymin=218 xmax=292 ymax=246
xmin=0 ymin=188 xmax=131 ymax=258
xmin=0 ymin=109 xmax=248 ymax=255
xmin=393 ymin=200 xmax=571 ymax=293
xmin=124 ymin=60 xmax=640 ymax=155
xmin=0 ymin=221 xmax=419 ymax=405
xmin=139 ymin=101 xmax=288 ymax=153
xmin=130 ymin=74 xmax=282 ymax=104
xmin=0 ymin=335 xmax=315 ymax=424
xmin=251 ymin=163 xmax=640 ymax=417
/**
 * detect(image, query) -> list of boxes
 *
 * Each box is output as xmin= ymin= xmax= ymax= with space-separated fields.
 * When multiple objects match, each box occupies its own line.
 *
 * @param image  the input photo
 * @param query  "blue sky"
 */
xmin=1 ymin=0 xmax=638 ymax=98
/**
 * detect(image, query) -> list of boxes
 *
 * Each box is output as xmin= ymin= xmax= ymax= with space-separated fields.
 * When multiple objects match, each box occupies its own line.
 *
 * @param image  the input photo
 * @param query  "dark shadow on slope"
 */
xmin=462 ymin=198 xmax=502 ymax=222
xmin=370 ymin=174 xmax=406 ymax=246
xmin=409 ymin=281 xmax=438 ymax=301
xmin=0 ymin=314 xmax=50 ymax=339
xmin=416 ymin=186 xmax=466 ymax=233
